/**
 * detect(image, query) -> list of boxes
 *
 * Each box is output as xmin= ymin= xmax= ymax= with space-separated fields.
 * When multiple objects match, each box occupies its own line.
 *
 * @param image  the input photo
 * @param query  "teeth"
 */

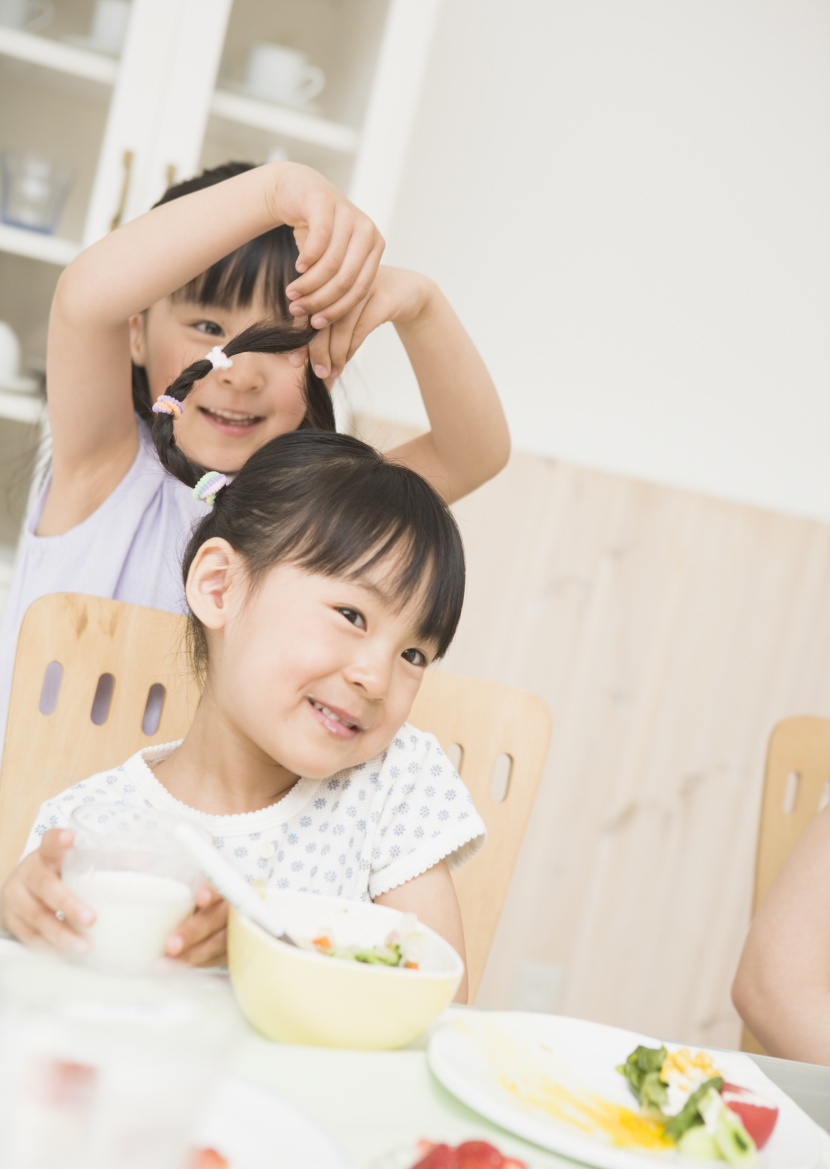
xmin=206 ymin=407 xmax=260 ymax=423
xmin=311 ymin=700 xmax=358 ymax=730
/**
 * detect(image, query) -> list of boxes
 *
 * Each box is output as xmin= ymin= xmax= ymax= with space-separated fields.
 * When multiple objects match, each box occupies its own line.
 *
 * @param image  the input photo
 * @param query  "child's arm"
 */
xmin=323 ymin=267 xmax=509 ymax=503
xmin=731 ymin=803 xmax=830 ymax=1062
xmin=374 ymin=859 xmax=469 ymax=1003
xmin=0 ymin=829 xmax=94 ymax=954
xmin=43 ymin=162 xmax=383 ymax=535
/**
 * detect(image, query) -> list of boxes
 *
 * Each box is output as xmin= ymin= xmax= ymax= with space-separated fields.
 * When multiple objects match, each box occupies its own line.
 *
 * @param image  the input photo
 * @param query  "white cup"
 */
xmin=62 ymin=804 xmax=207 ymax=975
xmin=0 ymin=0 xmax=54 ymax=32
xmin=89 ymin=0 xmax=130 ymax=53
xmin=244 ymin=42 xmax=326 ymax=107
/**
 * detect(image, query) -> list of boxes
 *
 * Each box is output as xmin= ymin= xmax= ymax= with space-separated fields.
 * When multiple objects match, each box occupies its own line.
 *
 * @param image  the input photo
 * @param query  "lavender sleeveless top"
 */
xmin=0 ymin=420 xmax=207 ymax=753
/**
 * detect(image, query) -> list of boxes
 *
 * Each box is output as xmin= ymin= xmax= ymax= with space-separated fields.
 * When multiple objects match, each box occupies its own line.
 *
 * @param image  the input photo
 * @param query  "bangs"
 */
xmin=169 ymin=225 xmax=298 ymax=319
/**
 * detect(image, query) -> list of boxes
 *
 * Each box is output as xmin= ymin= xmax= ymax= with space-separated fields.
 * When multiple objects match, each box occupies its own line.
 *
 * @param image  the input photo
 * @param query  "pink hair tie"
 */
xmin=205 ymin=346 xmax=233 ymax=371
xmin=151 ymin=395 xmax=183 ymax=418
xmin=193 ymin=470 xmax=229 ymax=508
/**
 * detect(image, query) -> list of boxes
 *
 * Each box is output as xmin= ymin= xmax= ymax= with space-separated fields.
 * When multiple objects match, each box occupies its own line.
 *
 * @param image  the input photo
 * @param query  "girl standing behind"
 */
xmin=0 ymin=160 xmax=509 ymax=745
xmin=1 ymin=429 xmax=485 ymax=1002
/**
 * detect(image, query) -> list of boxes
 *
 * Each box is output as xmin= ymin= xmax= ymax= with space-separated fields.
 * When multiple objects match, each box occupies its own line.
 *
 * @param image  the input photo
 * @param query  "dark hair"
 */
xmin=179 ymin=430 xmax=466 ymax=674
xmin=132 ymin=161 xmax=315 ymax=422
xmin=150 ymin=318 xmax=335 ymax=483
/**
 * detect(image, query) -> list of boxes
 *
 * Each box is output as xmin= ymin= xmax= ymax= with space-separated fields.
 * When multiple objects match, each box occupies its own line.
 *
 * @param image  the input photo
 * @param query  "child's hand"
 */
xmin=164 ymin=883 xmax=228 ymax=968
xmin=290 ymin=266 xmax=434 ymax=381
xmin=0 ymin=829 xmax=94 ymax=955
xmin=271 ymin=164 xmax=385 ymax=333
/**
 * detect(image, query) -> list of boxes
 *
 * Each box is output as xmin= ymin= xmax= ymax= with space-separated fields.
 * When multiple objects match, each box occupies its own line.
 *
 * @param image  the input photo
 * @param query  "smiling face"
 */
xmin=190 ymin=552 xmax=438 ymax=788
xmin=130 ymin=296 xmax=308 ymax=473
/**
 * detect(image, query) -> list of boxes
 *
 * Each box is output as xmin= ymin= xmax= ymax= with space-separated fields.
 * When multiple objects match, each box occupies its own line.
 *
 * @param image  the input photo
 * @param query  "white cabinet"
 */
xmin=0 ymin=0 xmax=439 ymax=581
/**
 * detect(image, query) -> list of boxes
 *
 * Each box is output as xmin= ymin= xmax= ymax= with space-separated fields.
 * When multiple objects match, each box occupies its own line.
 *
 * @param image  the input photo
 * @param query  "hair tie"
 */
xmin=205 ymin=346 xmax=233 ymax=371
xmin=151 ymin=394 xmax=183 ymax=418
xmin=193 ymin=470 xmax=229 ymax=508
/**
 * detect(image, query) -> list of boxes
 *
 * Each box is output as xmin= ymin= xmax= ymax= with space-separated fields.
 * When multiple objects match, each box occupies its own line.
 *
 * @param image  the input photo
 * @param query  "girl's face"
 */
xmin=130 ymin=296 xmax=307 ymax=473
xmin=191 ymin=552 xmax=438 ymax=786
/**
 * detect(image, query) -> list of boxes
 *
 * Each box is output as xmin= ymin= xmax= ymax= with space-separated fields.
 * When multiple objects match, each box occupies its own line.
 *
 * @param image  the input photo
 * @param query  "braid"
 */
xmin=151 ymin=319 xmax=335 ymax=487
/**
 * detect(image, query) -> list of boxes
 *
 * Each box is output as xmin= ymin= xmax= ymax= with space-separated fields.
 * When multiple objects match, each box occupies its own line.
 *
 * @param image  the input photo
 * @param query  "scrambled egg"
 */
xmin=661 ymin=1048 xmax=722 ymax=1117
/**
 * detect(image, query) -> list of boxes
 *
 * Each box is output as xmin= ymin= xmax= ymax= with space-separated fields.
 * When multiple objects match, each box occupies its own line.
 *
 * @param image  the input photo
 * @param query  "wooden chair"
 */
xmin=0 ymin=593 xmax=552 ymax=1002
xmin=0 ymin=593 xmax=200 ymax=887
xmin=741 ymin=715 xmax=830 ymax=1052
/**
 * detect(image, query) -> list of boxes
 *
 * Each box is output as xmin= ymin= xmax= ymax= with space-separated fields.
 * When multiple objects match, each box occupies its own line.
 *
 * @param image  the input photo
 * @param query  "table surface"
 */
xmin=227 ymin=1007 xmax=830 ymax=1168
xmin=0 ymin=939 xmax=828 ymax=1168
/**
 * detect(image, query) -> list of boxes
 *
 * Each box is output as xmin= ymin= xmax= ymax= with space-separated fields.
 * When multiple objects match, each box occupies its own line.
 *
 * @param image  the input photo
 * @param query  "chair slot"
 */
xmin=490 ymin=752 xmax=514 ymax=803
xmin=38 ymin=661 xmax=64 ymax=716
xmin=782 ymin=770 xmax=799 ymax=815
xmin=141 ymin=683 xmax=166 ymax=736
xmin=90 ymin=673 xmax=115 ymax=726
xmin=444 ymin=741 xmax=463 ymax=773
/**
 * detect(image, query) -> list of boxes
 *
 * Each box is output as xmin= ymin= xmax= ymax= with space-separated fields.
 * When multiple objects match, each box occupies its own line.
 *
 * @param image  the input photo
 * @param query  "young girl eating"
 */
xmin=0 ymin=159 xmax=509 ymax=752
xmin=0 ymin=429 xmax=485 ymax=1001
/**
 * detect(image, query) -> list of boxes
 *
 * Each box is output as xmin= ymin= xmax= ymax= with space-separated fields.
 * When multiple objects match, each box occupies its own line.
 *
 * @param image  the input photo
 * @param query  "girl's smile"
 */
xmin=131 ymin=296 xmax=307 ymax=471
xmin=173 ymin=554 xmax=439 ymax=810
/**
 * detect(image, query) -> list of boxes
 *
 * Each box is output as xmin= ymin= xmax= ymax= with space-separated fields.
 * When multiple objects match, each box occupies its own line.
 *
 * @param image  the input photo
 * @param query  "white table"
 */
xmin=0 ymin=939 xmax=828 ymax=1168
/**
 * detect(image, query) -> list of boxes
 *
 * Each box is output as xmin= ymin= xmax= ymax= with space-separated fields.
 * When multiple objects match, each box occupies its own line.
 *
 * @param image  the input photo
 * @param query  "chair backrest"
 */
xmin=0 ymin=594 xmax=552 ymax=1003
xmin=409 ymin=672 xmax=552 ymax=1001
xmin=742 ymin=715 xmax=830 ymax=1052
xmin=0 ymin=593 xmax=200 ymax=886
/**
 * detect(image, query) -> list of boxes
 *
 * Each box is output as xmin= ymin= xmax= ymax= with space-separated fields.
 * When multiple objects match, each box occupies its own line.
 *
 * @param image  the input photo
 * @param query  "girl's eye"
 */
xmin=402 ymin=648 xmax=428 ymax=668
xmin=192 ymin=320 xmax=224 ymax=337
xmin=337 ymin=607 xmax=365 ymax=629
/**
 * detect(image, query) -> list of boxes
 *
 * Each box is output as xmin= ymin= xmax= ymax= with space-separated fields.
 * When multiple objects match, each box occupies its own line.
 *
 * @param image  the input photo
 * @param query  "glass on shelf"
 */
xmin=0 ymin=149 xmax=72 ymax=234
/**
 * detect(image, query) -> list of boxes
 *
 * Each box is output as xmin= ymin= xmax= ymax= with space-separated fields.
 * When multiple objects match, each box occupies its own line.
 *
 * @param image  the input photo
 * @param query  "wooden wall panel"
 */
xmin=357 ymin=416 xmax=830 ymax=1048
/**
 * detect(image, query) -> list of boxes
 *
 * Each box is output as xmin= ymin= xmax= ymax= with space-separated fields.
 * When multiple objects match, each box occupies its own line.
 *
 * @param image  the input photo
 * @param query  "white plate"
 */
xmin=194 ymin=1075 xmax=352 ymax=1169
xmin=428 ymin=1013 xmax=823 ymax=1169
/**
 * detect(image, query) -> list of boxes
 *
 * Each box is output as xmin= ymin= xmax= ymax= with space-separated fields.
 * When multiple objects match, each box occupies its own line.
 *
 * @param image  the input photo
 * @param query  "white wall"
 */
xmin=349 ymin=0 xmax=830 ymax=521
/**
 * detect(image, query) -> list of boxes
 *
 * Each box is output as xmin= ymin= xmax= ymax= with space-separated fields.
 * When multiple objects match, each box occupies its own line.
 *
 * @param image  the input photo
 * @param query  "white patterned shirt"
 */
xmin=24 ymin=726 xmax=486 ymax=900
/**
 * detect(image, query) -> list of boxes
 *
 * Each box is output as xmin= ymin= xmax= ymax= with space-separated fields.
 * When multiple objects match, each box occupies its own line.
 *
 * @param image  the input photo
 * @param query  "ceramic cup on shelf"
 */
xmin=88 ymin=0 xmax=131 ymax=55
xmin=0 ymin=0 xmax=54 ymax=33
xmin=0 ymin=148 xmax=72 ymax=234
xmin=244 ymin=42 xmax=326 ymax=108
xmin=0 ymin=321 xmax=38 ymax=394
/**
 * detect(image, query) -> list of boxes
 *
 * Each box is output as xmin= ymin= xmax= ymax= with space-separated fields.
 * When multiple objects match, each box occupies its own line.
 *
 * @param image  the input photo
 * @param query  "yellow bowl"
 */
xmin=227 ymin=891 xmax=464 ymax=1049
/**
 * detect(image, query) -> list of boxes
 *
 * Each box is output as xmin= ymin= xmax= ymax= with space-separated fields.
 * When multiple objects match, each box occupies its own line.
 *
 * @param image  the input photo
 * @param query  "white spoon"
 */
xmin=174 ymin=822 xmax=299 ymax=947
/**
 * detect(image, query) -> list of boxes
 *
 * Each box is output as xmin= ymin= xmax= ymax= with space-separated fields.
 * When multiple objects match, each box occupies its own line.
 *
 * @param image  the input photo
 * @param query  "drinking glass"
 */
xmin=0 ymin=952 xmax=240 ymax=1169
xmin=0 ymin=150 xmax=72 ymax=234
xmin=62 ymin=804 xmax=207 ymax=975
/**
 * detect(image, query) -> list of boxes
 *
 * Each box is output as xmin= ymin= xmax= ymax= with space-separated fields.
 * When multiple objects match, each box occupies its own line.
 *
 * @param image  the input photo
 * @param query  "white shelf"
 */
xmin=0 ymin=27 xmax=118 ymax=85
xmin=210 ymin=90 xmax=359 ymax=155
xmin=0 ymin=390 xmax=43 ymax=426
xmin=0 ymin=223 xmax=80 ymax=266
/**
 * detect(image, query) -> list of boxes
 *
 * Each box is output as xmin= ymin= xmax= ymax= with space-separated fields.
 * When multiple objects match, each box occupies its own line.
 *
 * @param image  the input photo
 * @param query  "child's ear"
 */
xmin=185 ymin=538 xmax=244 ymax=630
xmin=129 ymin=312 xmax=147 ymax=366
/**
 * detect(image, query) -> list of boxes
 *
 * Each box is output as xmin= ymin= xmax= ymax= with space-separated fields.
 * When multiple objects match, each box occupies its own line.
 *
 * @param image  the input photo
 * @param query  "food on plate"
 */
xmin=188 ymin=1147 xmax=229 ymax=1169
xmin=617 ymin=1044 xmax=779 ymax=1163
xmin=301 ymin=913 xmax=426 ymax=968
xmin=409 ymin=1139 xmax=527 ymax=1168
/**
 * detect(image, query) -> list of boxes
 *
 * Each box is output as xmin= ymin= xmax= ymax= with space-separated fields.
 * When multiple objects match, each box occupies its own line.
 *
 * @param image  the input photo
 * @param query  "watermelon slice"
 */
xmin=721 ymin=1083 xmax=779 ymax=1150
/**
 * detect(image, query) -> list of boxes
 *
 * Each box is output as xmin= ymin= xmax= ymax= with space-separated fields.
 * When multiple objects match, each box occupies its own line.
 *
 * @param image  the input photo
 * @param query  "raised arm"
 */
xmin=732 ymin=803 xmax=830 ymax=1063
xmin=324 ymin=267 xmax=509 ymax=504
xmin=43 ymin=162 xmax=383 ymax=532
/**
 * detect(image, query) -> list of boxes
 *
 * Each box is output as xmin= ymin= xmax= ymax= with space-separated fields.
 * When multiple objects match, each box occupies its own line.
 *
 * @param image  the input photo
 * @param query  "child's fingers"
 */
xmin=301 ymin=242 xmax=385 ymax=330
xmin=307 ymin=327 xmax=335 ymax=380
xmin=5 ymin=883 xmax=90 ymax=954
xmin=323 ymin=305 xmax=364 ymax=376
xmin=174 ymin=926 xmax=228 ymax=969
xmin=288 ymin=214 xmax=383 ymax=319
xmin=165 ymin=896 xmax=228 ymax=961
